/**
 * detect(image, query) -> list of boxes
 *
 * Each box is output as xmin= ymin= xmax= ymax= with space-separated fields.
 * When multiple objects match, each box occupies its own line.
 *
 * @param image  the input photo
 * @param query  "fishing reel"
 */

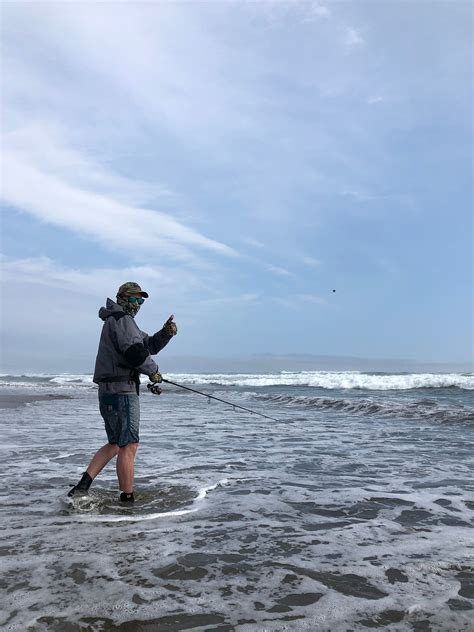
xmin=147 ymin=383 xmax=162 ymax=396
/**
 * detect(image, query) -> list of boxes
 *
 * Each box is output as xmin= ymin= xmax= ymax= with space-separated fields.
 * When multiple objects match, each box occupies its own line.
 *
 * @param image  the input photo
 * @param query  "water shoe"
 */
xmin=67 ymin=471 xmax=93 ymax=497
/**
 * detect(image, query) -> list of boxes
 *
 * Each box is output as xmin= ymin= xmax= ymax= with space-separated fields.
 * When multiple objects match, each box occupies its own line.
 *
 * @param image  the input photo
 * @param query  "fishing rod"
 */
xmin=147 ymin=378 xmax=281 ymax=423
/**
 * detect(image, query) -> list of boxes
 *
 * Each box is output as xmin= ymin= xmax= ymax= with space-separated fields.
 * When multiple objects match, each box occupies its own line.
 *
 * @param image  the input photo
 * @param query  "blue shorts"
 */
xmin=99 ymin=393 xmax=140 ymax=447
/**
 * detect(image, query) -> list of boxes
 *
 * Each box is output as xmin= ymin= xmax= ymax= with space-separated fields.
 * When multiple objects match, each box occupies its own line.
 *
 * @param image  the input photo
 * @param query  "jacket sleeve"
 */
xmin=142 ymin=328 xmax=173 ymax=355
xmin=113 ymin=316 xmax=158 ymax=376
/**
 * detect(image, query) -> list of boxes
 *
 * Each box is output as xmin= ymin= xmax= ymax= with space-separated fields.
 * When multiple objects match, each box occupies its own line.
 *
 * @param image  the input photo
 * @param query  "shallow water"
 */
xmin=1 ymin=376 xmax=473 ymax=631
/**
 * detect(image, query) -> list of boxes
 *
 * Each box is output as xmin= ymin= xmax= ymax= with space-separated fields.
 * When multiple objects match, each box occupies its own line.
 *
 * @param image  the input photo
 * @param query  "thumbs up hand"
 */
xmin=163 ymin=314 xmax=178 ymax=337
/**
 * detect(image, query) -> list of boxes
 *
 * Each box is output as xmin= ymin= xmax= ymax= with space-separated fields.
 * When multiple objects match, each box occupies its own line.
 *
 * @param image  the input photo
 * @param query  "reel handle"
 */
xmin=147 ymin=383 xmax=162 ymax=395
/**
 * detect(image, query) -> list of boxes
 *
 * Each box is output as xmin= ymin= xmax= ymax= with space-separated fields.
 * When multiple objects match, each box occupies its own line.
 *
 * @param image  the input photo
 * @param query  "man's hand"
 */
xmin=147 ymin=383 xmax=162 ymax=395
xmin=163 ymin=314 xmax=178 ymax=337
xmin=149 ymin=371 xmax=163 ymax=383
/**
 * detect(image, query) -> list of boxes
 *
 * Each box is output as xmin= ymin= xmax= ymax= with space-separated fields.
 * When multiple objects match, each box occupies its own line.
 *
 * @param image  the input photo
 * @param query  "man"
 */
xmin=68 ymin=281 xmax=177 ymax=503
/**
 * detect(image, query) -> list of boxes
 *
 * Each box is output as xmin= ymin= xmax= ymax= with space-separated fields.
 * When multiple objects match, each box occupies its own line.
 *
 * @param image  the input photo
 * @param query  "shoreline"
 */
xmin=0 ymin=392 xmax=73 ymax=409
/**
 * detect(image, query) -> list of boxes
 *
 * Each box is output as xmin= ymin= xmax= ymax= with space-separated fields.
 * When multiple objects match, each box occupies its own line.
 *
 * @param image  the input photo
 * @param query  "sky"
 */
xmin=0 ymin=0 xmax=472 ymax=372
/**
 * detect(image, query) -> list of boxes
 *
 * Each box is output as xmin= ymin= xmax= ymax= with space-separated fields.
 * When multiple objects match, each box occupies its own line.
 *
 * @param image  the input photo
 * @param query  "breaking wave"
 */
xmin=248 ymin=392 xmax=474 ymax=424
xmin=167 ymin=371 xmax=474 ymax=391
xmin=0 ymin=374 xmax=94 ymax=388
xmin=1 ymin=371 xmax=473 ymax=391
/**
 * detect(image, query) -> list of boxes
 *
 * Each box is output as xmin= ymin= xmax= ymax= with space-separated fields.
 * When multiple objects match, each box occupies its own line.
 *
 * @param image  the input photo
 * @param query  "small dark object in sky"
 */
xmin=332 ymin=289 xmax=336 ymax=292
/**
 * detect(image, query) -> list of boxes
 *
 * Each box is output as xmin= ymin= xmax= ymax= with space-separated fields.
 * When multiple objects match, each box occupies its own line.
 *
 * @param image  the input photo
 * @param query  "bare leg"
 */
xmin=86 ymin=443 xmax=120 ymax=479
xmin=116 ymin=443 xmax=139 ymax=494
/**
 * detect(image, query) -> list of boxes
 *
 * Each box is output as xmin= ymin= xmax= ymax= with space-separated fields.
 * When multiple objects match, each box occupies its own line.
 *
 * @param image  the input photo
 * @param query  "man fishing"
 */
xmin=68 ymin=282 xmax=177 ymax=503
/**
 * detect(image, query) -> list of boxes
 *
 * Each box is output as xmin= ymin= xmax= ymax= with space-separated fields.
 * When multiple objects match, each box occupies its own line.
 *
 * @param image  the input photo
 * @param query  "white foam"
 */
xmin=0 ymin=372 xmax=94 ymax=388
xmin=76 ymin=506 xmax=197 ymax=522
xmin=73 ymin=477 xmax=229 ymax=523
xmin=50 ymin=374 xmax=94 ymax=385
xmin=2 ymin=370 xmax=473 ymax=390
xmin=195 ymin=477 xmax=229 ymax=500
xmin=166 ymin=371 xmax=474 ymax=390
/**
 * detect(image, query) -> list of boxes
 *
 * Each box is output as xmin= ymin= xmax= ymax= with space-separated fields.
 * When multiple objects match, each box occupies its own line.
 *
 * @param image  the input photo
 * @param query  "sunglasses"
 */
xmin=127 ymin=296 xmax=145 ymax=305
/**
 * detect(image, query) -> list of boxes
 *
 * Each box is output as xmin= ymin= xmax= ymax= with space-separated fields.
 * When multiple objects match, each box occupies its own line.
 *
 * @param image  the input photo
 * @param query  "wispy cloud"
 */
xmin=0 ymin=1 xmax=388 ymax=239
xmin=243 ymin=237 xmax=265 ymax=249
xmin=345 ymin=27 xmax=365 ymax=47
xmin=0 ymin=2 xmax=260 ymax=144
xmin=247 ymin=1 xmax=330 ymax=25
xmin=367 ymin=95 xmax=385 ymax=105
xmin=2 ymin=128 xmax=236 ymax=263
xmin=301 ymin=256 xmax=321 ymax=268
xmin=0 ymin=254 xmax=195 ymax=298
xmin=301 ymin=3 xmax=331 ymax=22
xmin=265 ymin=264 xmax=293 ymax=277
xmin=342 ymin=188 xmax=375 ymax=203
xmin=3 ymin=125 xmax=174 ymax=208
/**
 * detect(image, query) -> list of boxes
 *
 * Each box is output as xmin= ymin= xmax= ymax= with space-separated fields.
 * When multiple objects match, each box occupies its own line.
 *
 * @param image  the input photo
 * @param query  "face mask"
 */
xmin=117 ymin=295 xmax=142 ymax=318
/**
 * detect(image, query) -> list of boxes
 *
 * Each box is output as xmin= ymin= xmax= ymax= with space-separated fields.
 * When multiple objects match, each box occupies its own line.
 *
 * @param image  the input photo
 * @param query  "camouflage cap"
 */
xmin=117 ymin=282 xmax=149 ymax=298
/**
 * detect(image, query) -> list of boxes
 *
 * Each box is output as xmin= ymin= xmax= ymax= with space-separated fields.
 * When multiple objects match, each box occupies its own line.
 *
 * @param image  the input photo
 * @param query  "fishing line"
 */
xmin=147 ymin=378 xmax=282 ymax=423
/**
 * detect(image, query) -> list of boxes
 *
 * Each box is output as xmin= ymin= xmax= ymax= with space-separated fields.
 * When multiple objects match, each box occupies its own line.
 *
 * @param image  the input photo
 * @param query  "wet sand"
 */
xmin=0 ymin=391 xmax=73 ymax=409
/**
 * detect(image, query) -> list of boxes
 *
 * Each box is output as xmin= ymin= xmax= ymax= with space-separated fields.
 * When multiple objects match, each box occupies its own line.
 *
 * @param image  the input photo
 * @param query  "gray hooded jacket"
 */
xmin=93 ymin=298 xmax=172 ymax=394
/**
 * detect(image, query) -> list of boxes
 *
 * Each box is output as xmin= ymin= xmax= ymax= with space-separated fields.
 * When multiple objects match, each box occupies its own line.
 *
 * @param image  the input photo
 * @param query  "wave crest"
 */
xmin=1 ymin=371 xmax=473 ymax=391
xmin=167 ymin=371 xmax=474 ymax=391
xmin=248 ymin=392 xmax=473 ymax=424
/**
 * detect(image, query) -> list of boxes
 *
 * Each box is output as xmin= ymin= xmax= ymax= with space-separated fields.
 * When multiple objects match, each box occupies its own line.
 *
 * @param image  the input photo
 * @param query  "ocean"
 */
xmin=0 ymin=371 xmax=473 ymax=631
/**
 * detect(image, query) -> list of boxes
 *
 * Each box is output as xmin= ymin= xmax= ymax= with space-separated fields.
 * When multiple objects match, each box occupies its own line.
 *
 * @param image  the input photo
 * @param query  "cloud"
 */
xmin=243 ymin=237 xmax=265 ymax=249
xmin=367 ymin=95 xmax=385 ymax=105
xmin=1 ymin=128 xmax=237 ymax=263
xmin=250 ymin=1 xmax=330 ymax=25
xmin=345 ymin=27 xmax=365 ymax=47
xmin=301 ymin=3 xmax=331 ymax=22
xmin=342 ymin=189 xmax=375 ymax=202
xmin=1 ymin=2 xmax=261 ymax=145
xmin=0 ymin=254 xmax=195 ymax=298
xmin=301 ymin=256 xmax=321 ymax=268
xmin=0 ymin=2 xmax=383 ymax=237
xmin=265 ymin=264 xmax=293 ymax=277
xmin=310 ymin=4 xmax=331 ymax=19
xmin=2 ymin=125 xmax=174 ymax=208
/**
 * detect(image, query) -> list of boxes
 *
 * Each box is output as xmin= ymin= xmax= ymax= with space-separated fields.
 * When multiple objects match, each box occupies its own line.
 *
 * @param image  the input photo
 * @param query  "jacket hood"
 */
xmin=98 ymin=298 xmax=125 ymax=321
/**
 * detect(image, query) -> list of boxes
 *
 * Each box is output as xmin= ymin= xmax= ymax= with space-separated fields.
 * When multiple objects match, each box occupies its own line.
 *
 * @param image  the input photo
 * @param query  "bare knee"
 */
xmin=109 ymin=443 xmax=120 ymax=456
xmin=119 ymin=442 xmax=139 ymax=456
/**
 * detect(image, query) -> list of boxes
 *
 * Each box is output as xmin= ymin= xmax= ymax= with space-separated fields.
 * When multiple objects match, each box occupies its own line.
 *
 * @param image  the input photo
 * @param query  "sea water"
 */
xmin=0 ymin=371 xmax=473 ymax=631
